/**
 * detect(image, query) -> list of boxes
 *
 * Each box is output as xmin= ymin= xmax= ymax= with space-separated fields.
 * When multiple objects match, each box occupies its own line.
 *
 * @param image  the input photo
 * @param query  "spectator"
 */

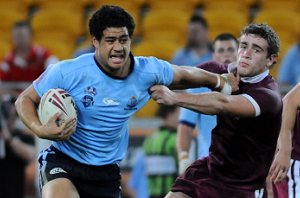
xmin=171 ymin=15 xmax=212 ymax=66
xmin=143 ymin=105 xmax=179 ymax=198
xmin=277 ymin=42 xmax=300 ymax=95
xmin=0 ymin=21 xmax=58 ymax=82
xmin=0 ymin=96 xmax=35 ymax=198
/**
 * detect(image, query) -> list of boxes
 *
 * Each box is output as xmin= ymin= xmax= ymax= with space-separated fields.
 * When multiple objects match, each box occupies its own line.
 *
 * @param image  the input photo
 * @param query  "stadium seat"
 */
xmin=34 ymin=38 xmax=75 ymax=60
xmin=203 ymin=0 xmax=251 ymax=14
xmin=202 ymin=10 xmax=248 ymax=41
xmin=31 ymin=9 xmax=84 ymax=38
xmin=254 ymin=10 xmax=300 ymax=45
xmin=203 ymin=0 xmax=255 ymax=7
xmin=260 ymin=0 xmax=300 ymax=11
xmin=147 ymin=0 xmax=197 ymax=13
xmin=142 ymin=10 xmax=189 ymax=43
xmin=132 ymin=39 xmax=181 ymax=61
xmin=0 ymin=40 xmax=11 ymax=60
xmin=33 ymin=31 xmax=76 ymax=46
xmin=0 ymin=0 xmax=28 ymax=16
xmin=38 ymin=0 xmax=86 ymax=12
xmin=95 ymin=0 xmax=142 ymax=11
xmin=0 ymin=10 xmax=27 ymax=34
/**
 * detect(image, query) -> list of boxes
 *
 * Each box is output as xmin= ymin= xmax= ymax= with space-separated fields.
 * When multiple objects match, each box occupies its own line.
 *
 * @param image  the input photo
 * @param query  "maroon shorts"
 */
xmin=272 ymin=179 xmax=288 ymax=198
xmin=171 ymin=157 xmax=266 ymax=198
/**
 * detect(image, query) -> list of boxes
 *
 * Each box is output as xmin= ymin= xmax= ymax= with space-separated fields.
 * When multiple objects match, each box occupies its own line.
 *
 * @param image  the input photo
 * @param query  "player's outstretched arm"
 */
xmin=269 ymin=84 xmax=300 ymax=183
xmin=177 ymin=124 xmax=194 ymax=175
xmin=150 ymin=85 xmax=256 ymax=117
xmin=15 ymin=85 xmax=76 ymax=141
xmin=169 ymin=64 xmax=239 ymax=94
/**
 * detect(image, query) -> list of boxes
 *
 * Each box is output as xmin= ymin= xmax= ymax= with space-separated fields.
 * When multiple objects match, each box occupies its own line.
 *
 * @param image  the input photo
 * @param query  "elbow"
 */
xmin=14 ymin=95 xmax=23 ymax=115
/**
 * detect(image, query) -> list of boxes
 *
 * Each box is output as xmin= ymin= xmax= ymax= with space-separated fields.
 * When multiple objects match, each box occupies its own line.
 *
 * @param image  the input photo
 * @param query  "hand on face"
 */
xmin=150 ymin=85 xmax=177 ymax=105
xmin=38 ymin=112 xmax=77 ymax=141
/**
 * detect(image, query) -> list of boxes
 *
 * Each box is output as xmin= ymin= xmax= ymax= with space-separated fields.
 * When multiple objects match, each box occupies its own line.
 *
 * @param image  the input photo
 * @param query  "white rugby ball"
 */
xmin=38 ymin=88 xmax=77 ymax=126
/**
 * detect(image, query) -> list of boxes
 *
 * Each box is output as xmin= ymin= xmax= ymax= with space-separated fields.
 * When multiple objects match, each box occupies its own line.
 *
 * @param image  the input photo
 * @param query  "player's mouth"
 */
xmin=239 ymin=61 xmax=249 ymax=67
xmin=110 ymin=54 xmax=124 ymax=64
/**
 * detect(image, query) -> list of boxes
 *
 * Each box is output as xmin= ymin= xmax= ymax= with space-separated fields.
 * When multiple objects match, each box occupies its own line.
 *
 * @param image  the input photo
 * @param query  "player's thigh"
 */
xmin=165 ymin=191 xmax=191 ymax=198
xmin=42 ymin=178 xmax=79 ymax=198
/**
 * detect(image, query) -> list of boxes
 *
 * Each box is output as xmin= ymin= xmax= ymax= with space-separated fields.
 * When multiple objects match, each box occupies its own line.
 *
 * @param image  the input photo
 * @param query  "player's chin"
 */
xmin=108 ymin=61 xmax=126 ymax=69
xmin=237 ymin=68 xmax=248 ymax=77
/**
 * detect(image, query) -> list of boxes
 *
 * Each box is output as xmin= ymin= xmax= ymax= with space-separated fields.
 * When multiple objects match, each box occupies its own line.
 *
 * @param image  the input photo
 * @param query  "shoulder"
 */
xmin=48 ymin=53 xmax=95 ymax=76
xmin=133 ymin=56 xmax=172 ymax=72
xmin=197 ymin=61 xmax=228 ymax=74
xmin=245 ymin=77 xmax=282 ymax=114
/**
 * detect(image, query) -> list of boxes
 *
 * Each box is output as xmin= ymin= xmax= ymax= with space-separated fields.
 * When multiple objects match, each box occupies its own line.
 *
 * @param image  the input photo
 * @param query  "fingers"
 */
xmin=49 ymin=112 xmax=62 ymax=123
xmin=59 ymin=118 xmax=77 ymax=139
xmin=270 ymin=163 xmax=289 ymax=183
xmin=149 ymin=85 xmax=161 ymax=93
xmin=274 ymin=169 xmax=287 ymax=183
xmin=271 ymin=164 xmax=281 ymax=181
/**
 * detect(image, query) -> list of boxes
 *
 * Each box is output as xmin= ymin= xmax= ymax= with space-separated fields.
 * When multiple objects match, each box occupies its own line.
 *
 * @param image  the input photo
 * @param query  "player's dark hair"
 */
xmin=156 ymin=105 xmax=177 ymax=119
xmin=13 ymin=20 xmax=32 ymax=33
xmin=89 ymin=5 xmax=135 ymax=40
xmin=190 ymin=14 xmax=208 ymax=29
xmin=212 ymin=33 xmax=238 ymax=52
xmin=241 ymin=23 xmax=280 ymax=57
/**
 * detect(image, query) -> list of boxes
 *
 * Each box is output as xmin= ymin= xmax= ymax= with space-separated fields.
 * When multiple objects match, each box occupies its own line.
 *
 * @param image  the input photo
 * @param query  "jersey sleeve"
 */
xmin=32 ymin=63 xmax=63 ymax=97
xmin=197 ymin=61 xmax=228 ymax=74
xmin=243 ymin=87 xmax=282 ymax=116
xmin=148 ymin=56 xmax=174 ymax=86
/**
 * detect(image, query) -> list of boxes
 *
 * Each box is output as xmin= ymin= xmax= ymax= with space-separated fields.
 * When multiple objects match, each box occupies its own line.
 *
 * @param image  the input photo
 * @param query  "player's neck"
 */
xmin=15 ymin=47 xmax=30 ymax=58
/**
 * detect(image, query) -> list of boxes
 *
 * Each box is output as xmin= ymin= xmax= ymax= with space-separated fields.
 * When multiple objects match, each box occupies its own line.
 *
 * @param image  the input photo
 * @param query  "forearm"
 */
xmin=170 ymin=66 xmax=221 ymax=90
xmin=174 ymin=91 xmax=227 ymax=115
xmin=7 ymin=137 xmax=35 ymax=162
xmin=15 ymin=95 xmax=42 ymax=137
xmin=177 ymin=124 xmax=194 ymax=154
xmin=278 ymin=91 xmax=299 ymax=152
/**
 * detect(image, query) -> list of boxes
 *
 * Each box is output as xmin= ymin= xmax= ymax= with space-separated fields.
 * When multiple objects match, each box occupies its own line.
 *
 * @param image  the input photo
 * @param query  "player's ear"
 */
xmin=91 ymin=37 xmax=99 ymax=49
xmin=267 ymin=54 xmax=277 ymax=68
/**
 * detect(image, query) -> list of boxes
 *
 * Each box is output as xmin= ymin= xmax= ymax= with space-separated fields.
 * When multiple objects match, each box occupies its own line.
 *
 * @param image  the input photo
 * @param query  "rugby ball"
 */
xmin=38 ymin=88 xmax=77 ymax=126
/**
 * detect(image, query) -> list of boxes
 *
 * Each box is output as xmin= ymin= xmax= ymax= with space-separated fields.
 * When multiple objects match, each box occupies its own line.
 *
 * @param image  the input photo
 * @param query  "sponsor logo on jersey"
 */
xmin=81 ymin=95 xmax=94 ymax=107
xmin=124 ymin=96 xmax=138 ymax=110
xmin=85 ymin=86 xmax=97 ymax=96
xmin=49 ymin=167 xmax=67 ymax=175
xmin=102 ymin=97 xmax=120 ymax=105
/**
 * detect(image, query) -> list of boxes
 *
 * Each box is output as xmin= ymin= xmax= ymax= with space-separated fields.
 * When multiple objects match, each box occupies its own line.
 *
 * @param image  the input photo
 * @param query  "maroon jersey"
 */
xmin=199 ymin=61 xmax=282 ymax=189
xmin=292 ymin=111 xmax=300 ymax=160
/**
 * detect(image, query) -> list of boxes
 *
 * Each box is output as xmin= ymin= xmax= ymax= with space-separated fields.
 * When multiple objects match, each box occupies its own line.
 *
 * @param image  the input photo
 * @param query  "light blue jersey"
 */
xmin=33 ymin=53 xmax=173 ymax=165
xmin=171 ymin=48 xmax=212 ymax=66
xmin=179 ymin=87 xmax=216 ymax=159
xmin=278 ymin=44 xmax=300 ymax=85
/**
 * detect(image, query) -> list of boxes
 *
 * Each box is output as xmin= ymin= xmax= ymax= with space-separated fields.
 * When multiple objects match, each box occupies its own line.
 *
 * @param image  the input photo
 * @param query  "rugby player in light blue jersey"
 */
xmin=15 ymin=5 xmax=239 ymax=198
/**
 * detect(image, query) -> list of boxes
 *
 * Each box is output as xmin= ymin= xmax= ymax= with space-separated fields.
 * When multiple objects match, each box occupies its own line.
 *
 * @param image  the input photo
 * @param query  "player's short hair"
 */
xmin=89 ymin=5 xmax=135 ymax=40
xmin=212 ymin=33 xmax=238 ymax=52
xmin=13 ymin=20 xmax=32 ymax=33
xmin=156 ymin=105 xmax=177 ymax=119
xmin=189 ymin=15 xmax=208 ymax=29
xmin=241 ymin=23 xmax=280 ymax=57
